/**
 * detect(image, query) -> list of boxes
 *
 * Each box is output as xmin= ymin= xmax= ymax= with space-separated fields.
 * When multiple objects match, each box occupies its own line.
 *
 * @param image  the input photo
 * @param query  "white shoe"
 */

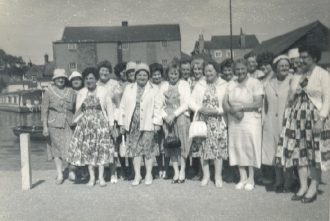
xmin=200 ymin=179 xmax=209 ymax=187
xmin=235 ymin=181 xmax=247 ymax=190
xmin=215 ymin=179 xmax=223 ymax=188
xmin=110 ymin=175 xmax=118 ymax=184
xmin=244 ymin=183 xmax=255 ymax=191
xmin=161 ymin=171 xmax=167 ymax=179
xmin=131 ymin=177 xmax=142 ymax=186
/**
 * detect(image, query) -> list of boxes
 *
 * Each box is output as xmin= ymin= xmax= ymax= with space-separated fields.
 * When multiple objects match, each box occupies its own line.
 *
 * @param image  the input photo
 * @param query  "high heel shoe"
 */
xmin=131 ymin=177 xmax=142 ymax=186
xmin=291 ymin=193 xmax=305 ymax=201
xmin=172 ymin=179 xmax=179 ymax=184
xmin=178 ymin=179 xmax=185 ymax=184
xmin=200 ymin=179 xmax=209 ymax=187
xmin=301 ymin=194 xmax=317 ymax=203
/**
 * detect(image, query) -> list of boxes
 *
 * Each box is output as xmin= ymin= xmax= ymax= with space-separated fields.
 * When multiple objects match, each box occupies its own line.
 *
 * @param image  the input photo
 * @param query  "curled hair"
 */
xmin=180 ymin=58 xmax=191 ymax=66
xmin=149 ymin=63 xmax=164 ymax=77
xmin=165 ymin=61 xmax=181 ymax=79
xmin=257 ymin=52 xmax=274 ymax=67
xmin=233 ymin=58 xmax=248 ymax=69
xmin=114 ymin=62 xmax=127 ymax=78
xmin=82 ymin=67 xmax=99 ymax=80
xmin=97 ymin=60 xmax=112 ymax=74
xmin=244 ymin=51 xmax=257 ymax=60
xmin=299 ymin=45 xmax=322 ymax=63
xmin=220 ymin=58 xmax=234 ymax=72
xmin=205 ymin=61 xmax=220 ymax=73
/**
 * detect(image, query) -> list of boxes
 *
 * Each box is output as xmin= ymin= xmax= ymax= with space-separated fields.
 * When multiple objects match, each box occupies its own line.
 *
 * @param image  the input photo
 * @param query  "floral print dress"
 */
xmin=67 ymin=93 xmax=115 ymax=166
xmin=194 ymin=83 xmax=228 ymax=160
xmin=126 ymin=86 xmax=159 ymax=159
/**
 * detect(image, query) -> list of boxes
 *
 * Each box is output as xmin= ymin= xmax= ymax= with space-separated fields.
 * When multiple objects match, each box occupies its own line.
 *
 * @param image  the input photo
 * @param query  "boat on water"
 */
xmin=12 ymin=125 xmax=46 ymax=140
xmin=0 ymin=89 xmax=43 ymax=113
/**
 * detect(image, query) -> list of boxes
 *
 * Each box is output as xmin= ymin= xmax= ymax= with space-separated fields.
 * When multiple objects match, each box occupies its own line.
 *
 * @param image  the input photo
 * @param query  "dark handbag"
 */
xmin=164 ymin=126 xmax=181 ymax=149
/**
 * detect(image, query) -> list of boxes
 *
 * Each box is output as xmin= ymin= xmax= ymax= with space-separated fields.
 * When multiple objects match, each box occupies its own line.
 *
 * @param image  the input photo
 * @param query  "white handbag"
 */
xmin=189 ymin=110 xmax=207 ymax=139
xmin=119 ymin=135 xmax=127 ymax=157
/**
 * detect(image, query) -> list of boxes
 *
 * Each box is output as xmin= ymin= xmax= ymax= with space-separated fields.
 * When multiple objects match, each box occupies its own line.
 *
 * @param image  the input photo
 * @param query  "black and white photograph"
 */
xmin=0 ymin=0 xmax=329 ymax=220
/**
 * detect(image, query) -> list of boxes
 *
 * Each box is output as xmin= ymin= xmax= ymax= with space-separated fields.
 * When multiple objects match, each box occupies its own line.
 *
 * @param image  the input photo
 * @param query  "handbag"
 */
xmin=164 ymin=126 xmax=181 ymax=149
xmin=189 ymin=110 xmax=207 ymax=139
xmin=119 ymin=135 xmax=127 ymax=157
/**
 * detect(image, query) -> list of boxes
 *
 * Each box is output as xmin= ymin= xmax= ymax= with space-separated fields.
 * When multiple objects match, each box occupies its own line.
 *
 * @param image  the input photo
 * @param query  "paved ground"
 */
xmin=0 ymin=170 xmax=329 ymax=221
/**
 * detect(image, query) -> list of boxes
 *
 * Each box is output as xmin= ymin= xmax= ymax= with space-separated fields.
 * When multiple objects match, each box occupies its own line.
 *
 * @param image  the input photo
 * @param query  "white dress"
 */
xmin=227 ymin=77 xmax=264 ymax=168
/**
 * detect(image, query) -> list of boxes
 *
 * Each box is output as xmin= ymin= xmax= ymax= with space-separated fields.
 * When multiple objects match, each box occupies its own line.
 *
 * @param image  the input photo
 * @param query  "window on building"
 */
xmin=162 ymin=41 xmax=167 ymax=47
xmin=122 ymin=43 xmax=129 ymax=50
xmin=162 ymin=59 xmax=167 ymax=66
xmin=226 ymin=50 xmax=233 ymax=58
xmin=214 ymin=50 xmax=222 ymax=58
xmin=67 ymin=43 xmax=77 ymax=50
xmin=69 ymin=62 xmax=77 ymax=70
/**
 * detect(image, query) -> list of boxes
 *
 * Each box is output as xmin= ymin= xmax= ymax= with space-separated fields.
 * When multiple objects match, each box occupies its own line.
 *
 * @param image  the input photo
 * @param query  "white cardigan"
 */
xmin=118 ymin=82 xmax=162 ymax=131
xmin=189 ymin=78 xmax=228 ymax=114
xmin=74 ymin=86 xmax=115 ymax=126
xmin=158 ymin=80 xmax=191 ymax=119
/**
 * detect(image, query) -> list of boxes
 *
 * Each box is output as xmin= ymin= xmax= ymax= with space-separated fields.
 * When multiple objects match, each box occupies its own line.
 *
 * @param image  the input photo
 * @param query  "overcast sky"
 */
xmin=0 ymin=0 xmax=329 ymax=64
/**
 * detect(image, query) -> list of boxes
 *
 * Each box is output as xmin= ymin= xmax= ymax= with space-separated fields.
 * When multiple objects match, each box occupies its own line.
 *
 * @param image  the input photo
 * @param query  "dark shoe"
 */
xmin=178 ymin=179 xmax=185 ymax=184
xmin=291 ymin=193 xmax=305 ymax=201
xmin=275 ymin=185 xmax=284 ymax=193
xmin=172 ymin=179 xmax=179 ymax=184
xmin=301 ymin=194 xmax=317 ymax=203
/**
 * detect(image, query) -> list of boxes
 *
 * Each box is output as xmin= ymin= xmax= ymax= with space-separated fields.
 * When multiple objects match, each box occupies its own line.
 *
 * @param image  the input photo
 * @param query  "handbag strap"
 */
xmin=193 ymin=110 xmax=200 ymax=121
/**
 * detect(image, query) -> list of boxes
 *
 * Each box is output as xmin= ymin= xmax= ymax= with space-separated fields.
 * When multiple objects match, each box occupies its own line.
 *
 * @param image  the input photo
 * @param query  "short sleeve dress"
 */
xmin=227 ymin=76 xmax=264 ymax=168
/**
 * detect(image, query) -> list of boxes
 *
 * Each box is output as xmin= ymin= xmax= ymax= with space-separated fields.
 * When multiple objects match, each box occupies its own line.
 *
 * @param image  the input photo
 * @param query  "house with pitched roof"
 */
xmin=192 ymin=29 xmax=260 ymax=63
xmin=253 ymin=20 xmax=330 ymax=67
xmin=53 ymin=21 xmax=181 ymax=73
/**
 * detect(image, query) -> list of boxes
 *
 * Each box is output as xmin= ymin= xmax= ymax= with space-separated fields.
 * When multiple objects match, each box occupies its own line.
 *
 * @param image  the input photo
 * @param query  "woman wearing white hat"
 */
xmin=118 ymin=63 xmax=163 ymax=186
xmin=41 ymin=68 xmax=76 ymax=184
xmin=69 ymin=71 xmax=83 ymax=92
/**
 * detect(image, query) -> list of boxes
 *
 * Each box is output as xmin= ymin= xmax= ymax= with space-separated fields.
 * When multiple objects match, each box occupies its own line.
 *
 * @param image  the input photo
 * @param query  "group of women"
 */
xmin=41 ymin=45 xmax=330 ymax=203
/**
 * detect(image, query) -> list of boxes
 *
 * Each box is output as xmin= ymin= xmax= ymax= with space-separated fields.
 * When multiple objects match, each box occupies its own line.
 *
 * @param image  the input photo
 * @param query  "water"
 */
xmin=0 ymin=111 xmax=53 ymax=171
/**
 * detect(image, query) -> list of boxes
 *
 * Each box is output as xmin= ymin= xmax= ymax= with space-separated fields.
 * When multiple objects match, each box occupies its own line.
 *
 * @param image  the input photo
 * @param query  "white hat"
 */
xmin=69 ymin=71 xmax=82 ymax=81
xmin=288 ymin=48 xmax=299 ymax=59
xmin=273 ymin=55 xmax=290 ymax=65
xmin=135 ymin=63 xmax=150 ymax=75
xmin=52 ymin=68 xmax=68 ymax=80
xmin=126 ymin=61 xmax=137 ymax=72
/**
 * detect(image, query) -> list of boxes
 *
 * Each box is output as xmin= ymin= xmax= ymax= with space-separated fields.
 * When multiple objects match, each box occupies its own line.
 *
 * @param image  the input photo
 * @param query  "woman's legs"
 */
xmin=201 ymin=159 xmax=210 ymax=186
xmin=171 ymin=155 xmax=179 ymax=181
xmin=110 ymin=161 xmax=118 ymax=184
xmin=247 ymin=166 xmax=255 ymax=185
xmin=132 ymin=156 xmax=142 ymax=185
xmin=179 ymin=156 xmax=186 ymax=181
xmin=87 ymin=165 xmax=95 ymax=186
xmin=68 ymin=164 xmax=76 ymax=182
xmin=156 ymin=154 xmax=164 ymax=177
xmin=214 ymin=159 xmax=223 ymax=187
xmin=145 ymin=157 xmax=154 ymax=185
xmin=305 ymin=166 xmax=321 ymax=198
xmin=54 ymin=157 xmax=63 ymax=183
xmin=118 ymin=156 xmax=126 ymax=179
xmin=296 ymin=166 xmax=308 ymax=196
xmin=98 ymin=165 xmax=106 ymax=186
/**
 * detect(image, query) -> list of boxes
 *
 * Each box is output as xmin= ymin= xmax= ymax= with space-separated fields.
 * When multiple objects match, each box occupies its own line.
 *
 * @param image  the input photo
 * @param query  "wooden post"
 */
xmin=20 ymin=133 xmax=31 ymax=190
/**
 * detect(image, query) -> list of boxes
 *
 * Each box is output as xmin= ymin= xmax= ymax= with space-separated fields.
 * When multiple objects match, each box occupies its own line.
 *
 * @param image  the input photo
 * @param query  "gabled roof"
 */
xmin=56 ymin=24 xmax=181 ymax=43
xmin=206 ymin=35 xmax=260 ymax=49
xmin=254 ymin=20 xmax=330 ymax=55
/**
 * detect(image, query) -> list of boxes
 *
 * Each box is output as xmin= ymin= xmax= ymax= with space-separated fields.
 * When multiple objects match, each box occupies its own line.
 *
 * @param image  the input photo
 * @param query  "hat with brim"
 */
xmin=273 ymin=55 xmax=290 ymax=65
xmin=125 ymin=61 xmax=137 ymax=73
xmin=52 ymin=68 xmax=68 ymax=80
xmin=69 ymin=71 xmax=82 ymax=81
xmin=288 ymin=48 xmax=299 ymax=59
xmin=135 ymin=63 xmax=150 ymax=75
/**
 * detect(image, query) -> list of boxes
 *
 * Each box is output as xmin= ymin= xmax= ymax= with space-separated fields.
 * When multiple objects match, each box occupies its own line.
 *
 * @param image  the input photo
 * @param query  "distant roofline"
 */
xmin=53 ymin=39 xmax=181 ymax=44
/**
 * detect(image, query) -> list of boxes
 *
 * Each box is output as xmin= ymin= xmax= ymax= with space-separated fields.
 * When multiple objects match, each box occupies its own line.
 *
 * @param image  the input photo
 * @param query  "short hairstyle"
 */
xmin=149 ymin=63 xmax=164 ymax=77
xmin=135 ymin=69 xmax=150 ymax=79
xmin=97 ymin=60 xmax=113 ymax=74
xmin=114 ymin=62 xmax=127 ymax=78
xmin=180 ymin=58 xmax=191 ymax=66
xmin=191 ymin=57 xmax=205 ymax=70
xmin=205 ymin=61 xmax=220 ymax=73
xmin=299 ymin=45 xmax=322 ymax=63
xmin=257 ymin=52 xmax=274 ymax=66
xmin=233 ymin=58 xmax=249 ymax=69
xmin=166 ymin=61 xmax=181 ymax=79
xmin=82 ymin=67 xmax=100 ymax=80
xmin=244 ymin=51 xmax=257 ymax=60
xmin=220 ymin=58 xmax=234 ymax=72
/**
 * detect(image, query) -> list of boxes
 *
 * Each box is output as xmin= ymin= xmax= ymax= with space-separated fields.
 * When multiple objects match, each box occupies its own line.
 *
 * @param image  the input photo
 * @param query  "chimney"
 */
xmin=198 ymin=34 xmax=204 ymax=54
xmin=122 ymin=21 xmax=128 ymax=27
xmin=44 ymin=54 xmax=49 ymax=64
xmin=240 ymin=28 xmax=246 ymax=49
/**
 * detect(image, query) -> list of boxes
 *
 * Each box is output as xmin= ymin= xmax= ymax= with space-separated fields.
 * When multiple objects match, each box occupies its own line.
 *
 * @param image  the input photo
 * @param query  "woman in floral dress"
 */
xmin=68 ymin=67 xmax=116 ymax=187
xmin=190 ymin=62 xmax=228 ymax=188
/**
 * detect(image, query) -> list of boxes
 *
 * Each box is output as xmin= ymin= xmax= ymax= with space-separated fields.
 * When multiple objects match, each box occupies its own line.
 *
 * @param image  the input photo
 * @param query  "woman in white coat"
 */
xmin=190 ymin=62 xmax=228 ymax=187
xmin=159 ymin=62 xmax=191 ymax=183
xmin=67 ymin=67 xmax=116 ymax=187
xmin=118 ymin=63 xmax=162 ymax=186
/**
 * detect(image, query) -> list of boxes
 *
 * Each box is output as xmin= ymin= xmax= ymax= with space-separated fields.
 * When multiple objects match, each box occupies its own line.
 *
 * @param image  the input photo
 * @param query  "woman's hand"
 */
xmin=164 ymin=114 xmax=176 ymax=126
xmin=154 ymin=125 xmax=162 ymax=132
xmin=313 ymin=119 xmax=325 ymax=135
xmin=120 ymin=126 xmax=126 ymax=135
xmin=111 ymin=126 xmax=119 ymax=139
xmin=42 ymin=126 xmax=49 ymax=137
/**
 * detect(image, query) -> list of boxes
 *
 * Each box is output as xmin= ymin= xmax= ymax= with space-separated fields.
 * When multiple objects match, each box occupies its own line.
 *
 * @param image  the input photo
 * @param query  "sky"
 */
xmin=0 ymin=0 xmax=329 ymax=64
